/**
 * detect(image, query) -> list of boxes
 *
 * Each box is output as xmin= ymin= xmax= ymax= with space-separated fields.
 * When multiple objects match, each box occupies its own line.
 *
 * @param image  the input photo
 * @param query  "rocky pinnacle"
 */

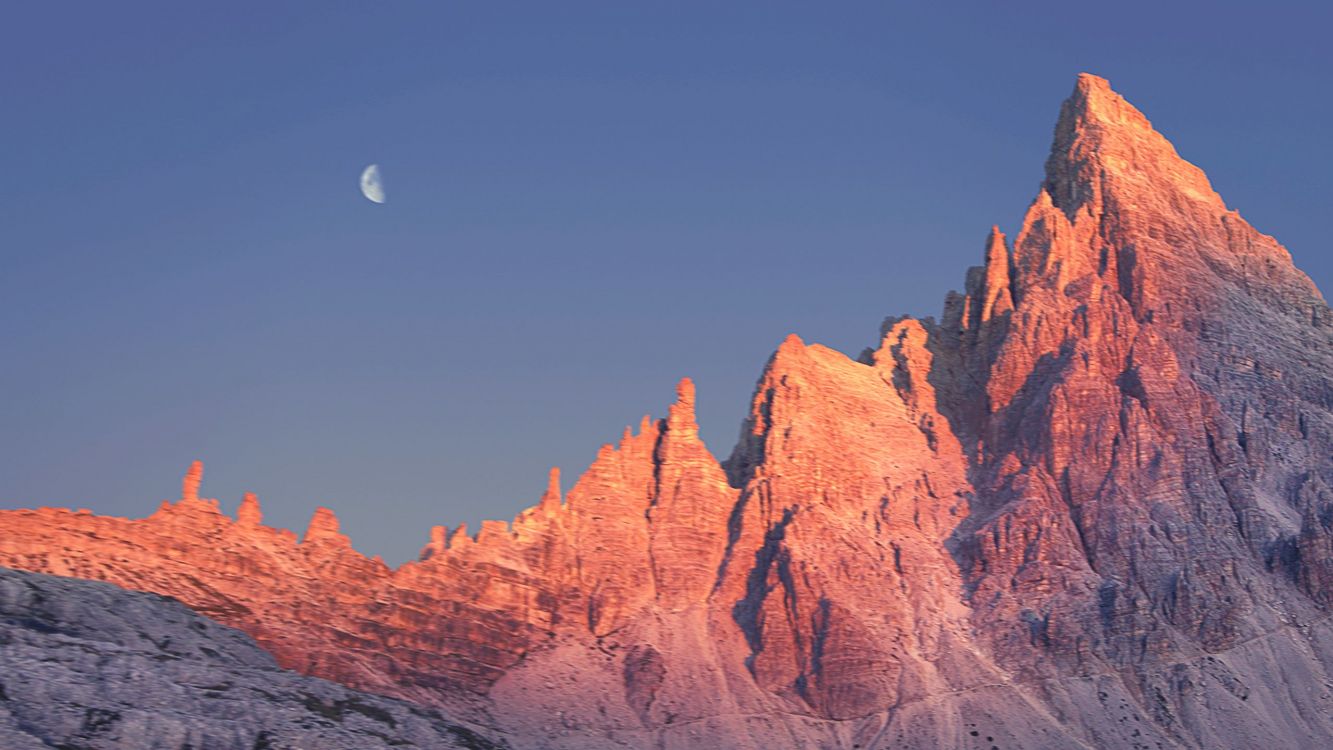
xmin=0 ymin=75 xmax=1329 ymax=750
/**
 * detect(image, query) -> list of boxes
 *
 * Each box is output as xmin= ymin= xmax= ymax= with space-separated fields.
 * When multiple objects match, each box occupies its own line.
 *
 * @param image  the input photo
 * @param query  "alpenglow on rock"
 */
xmin=0 ymin=74 xmax=1329 ymax=749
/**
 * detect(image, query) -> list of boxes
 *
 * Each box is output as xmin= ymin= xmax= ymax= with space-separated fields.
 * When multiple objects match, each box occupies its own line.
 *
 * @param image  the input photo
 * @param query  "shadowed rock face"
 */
xmin=0 ymin=567 xmax=505 ymax=749
xmin=0 ymin=74 xmax=1331 ymax=749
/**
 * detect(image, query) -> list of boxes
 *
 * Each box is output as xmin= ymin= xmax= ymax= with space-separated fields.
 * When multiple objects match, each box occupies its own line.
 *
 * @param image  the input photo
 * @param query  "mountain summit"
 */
xmin=1044 ymin=73 xmax=1222 ymax=219
xmin=1 ymin=75 xmax=1329 ymax=750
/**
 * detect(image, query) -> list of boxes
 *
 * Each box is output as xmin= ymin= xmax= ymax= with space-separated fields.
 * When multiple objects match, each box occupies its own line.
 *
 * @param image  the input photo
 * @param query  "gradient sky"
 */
xmin=3 ymin=2 xmax=1329 ymax=564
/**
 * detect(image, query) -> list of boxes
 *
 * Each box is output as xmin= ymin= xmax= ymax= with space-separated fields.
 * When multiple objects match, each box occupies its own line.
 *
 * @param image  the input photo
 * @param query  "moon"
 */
xmin=360 ymin=164 xmax=385 ymax=204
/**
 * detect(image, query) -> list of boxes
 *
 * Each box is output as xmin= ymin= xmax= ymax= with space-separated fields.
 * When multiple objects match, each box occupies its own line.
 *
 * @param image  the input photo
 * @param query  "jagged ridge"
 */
xmin=0 ymin=74 xmax=1330 ymax=750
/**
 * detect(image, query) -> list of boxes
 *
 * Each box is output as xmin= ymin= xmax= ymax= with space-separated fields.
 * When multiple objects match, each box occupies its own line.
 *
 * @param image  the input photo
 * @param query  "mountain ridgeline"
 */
xmin=1 ymin=75 xmax=1329 ymax=749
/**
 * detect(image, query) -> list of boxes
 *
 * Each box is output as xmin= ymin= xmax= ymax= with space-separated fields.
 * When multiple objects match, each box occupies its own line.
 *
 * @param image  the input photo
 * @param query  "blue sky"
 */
xmin=2 ymin=2 xmax=1329 ymax=564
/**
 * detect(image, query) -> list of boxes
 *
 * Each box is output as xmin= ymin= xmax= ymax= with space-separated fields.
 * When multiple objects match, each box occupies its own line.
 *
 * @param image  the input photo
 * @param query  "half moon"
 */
xmin=360 ymin=164 xmax=386 ymax=204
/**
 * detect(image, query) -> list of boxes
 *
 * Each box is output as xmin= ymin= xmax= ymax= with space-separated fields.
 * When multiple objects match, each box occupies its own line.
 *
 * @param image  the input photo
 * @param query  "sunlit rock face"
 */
xmin=944 ymin=75 xmax=1332 ymax=680
xmin=1 ymin=75 xmax=1331 ymax=749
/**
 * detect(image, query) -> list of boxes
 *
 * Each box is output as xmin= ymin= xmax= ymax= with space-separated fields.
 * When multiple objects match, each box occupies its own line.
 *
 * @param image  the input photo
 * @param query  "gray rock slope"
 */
xmin=0 ymin=566 xmax=506 ymax=750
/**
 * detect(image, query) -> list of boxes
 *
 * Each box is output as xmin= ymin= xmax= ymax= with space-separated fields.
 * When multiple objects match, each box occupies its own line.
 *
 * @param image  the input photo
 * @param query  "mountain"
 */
xmin=0 ymin=74 xmax=1329 ymax=749
xmin=0 ymin=567 xmax=505 ymax=749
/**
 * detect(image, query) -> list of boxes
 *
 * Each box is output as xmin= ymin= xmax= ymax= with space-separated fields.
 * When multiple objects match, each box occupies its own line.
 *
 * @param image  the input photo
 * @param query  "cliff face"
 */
xmin=1 ymin=75 xmax=1331 ymax=749
xmin=944 ymin=75 xmax=1332 ymax=675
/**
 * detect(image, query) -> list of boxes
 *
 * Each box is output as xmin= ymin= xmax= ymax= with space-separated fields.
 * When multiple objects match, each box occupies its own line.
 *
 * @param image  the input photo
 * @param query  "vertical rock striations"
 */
xmin=0 ymin=74 xmax=1329 ymax=749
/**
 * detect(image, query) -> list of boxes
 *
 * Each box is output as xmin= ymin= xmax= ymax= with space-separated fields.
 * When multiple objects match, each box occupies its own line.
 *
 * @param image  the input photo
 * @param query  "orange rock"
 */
xmin=237 ymin=492 xmax=262 ymax=526
xmin=0 ymin=74 xmax=1329 ymax=749
xmin=181 ymin=460 xmax=204 ymax=503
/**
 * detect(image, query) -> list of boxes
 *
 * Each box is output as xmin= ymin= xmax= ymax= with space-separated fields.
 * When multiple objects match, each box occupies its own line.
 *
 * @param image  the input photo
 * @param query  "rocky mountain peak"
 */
xmin=181 ymin=459 xmax=204 ymax=503
xmin=0 ymin=74 xmax=1328 ymax=750
xmin=665 ymin=376 xmax=698 ymax=437
xmin=303 ymin=506 xmax=347 ymax=546
xmin=237 ymin=491 xmax=263 ymax=525
xmin=1043 ymin=72 xmax=1222 ymax=222
xmin=539 ymin=466 xmax=562 ymax=512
